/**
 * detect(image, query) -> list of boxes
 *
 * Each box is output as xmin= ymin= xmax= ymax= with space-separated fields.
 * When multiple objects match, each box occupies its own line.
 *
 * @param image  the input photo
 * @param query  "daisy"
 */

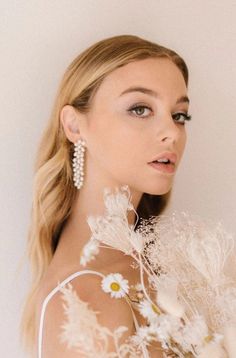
xmin=139 ymin=299 xmax=161 ymax=322
xmin=101 ymin=273 xmax=129 ymax=298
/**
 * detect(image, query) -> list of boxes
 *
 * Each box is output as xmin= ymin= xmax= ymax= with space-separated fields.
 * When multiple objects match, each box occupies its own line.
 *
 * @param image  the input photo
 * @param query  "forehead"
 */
xmin=95 ymin=58 xmax=187 ymax=101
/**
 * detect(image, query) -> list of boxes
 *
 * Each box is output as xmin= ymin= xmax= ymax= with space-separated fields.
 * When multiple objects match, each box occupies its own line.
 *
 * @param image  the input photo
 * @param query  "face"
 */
xmin=65 ymin=58 xmax=190 ymax=196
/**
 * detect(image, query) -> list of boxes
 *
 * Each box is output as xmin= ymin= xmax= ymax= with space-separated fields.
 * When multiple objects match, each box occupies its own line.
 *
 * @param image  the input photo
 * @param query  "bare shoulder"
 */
xmin=36 ymin=271 xmax=135 ymax=358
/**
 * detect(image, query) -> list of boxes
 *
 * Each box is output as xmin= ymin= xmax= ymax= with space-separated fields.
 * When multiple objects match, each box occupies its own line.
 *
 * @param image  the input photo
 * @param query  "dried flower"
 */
xmin=156 ymin=274 xmax=185 ymax=318
xmin=60 ymin=283 xmax=142 ymax=357
xmin=59 ymin=283 xmax=109 ymax=355
xmin=172 ymin=314 xmax=209 ymax=354
xmin=59 ymin=185 xmax=236 ymax=358
xmin=80 ymin=237 xmax=99 ymax=266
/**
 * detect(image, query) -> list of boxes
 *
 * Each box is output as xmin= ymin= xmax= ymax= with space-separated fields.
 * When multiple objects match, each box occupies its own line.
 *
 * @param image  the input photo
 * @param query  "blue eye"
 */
xmin=128 ymin=105 xmax=152 ymax=118
xmin=172 ymin=113 xmax=192 ymax=125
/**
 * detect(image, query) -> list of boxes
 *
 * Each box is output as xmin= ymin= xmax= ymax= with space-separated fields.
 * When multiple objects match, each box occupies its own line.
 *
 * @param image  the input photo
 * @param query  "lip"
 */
xmin=148 ymin=152 xmax=177 ymax=175
xmin=148 ymin=152 xmax=178 ymax=165
xmin=148 ymin=161 xmax=175 ymax=174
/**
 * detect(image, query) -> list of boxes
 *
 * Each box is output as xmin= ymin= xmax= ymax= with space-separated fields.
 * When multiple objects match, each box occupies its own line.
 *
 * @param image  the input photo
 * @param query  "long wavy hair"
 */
xmin=21 ymin=34 xmax=189 ymax=352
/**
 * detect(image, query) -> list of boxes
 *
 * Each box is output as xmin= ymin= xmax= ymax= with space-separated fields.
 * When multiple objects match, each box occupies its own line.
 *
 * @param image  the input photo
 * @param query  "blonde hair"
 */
xmin=21 ymin=34 xmax=189 ymax=352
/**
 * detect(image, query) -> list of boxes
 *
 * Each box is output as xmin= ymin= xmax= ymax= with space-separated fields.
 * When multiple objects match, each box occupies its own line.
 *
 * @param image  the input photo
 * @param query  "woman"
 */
xmin=21 ymin=34 xmax=191 ymax=357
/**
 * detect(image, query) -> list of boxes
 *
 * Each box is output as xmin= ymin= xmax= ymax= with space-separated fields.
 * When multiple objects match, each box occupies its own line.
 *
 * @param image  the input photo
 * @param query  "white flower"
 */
xmin=138 ymin=299 xmax=161 ymax=323
xmin=86 ymin=186 xmax=139 ymax=255
xmin=154 ymin=314 xmax=182 ymax=344
xmin=172 ymin=314 xmax=209 ymax=353
xmin=101 ymin=273 xmax=129 ymax=298
xmin=156 ymin=274 xmax=185 ymax=318
xmin=80 ymin=238 xmax=99 ymax=266
xmin=103 ymin=185 xmax=134 ymax=215
xmin=131 ymin=325 xmax=157 ymax=347
xmin=134 ymin=283 xmax=143 ymax=292
xmin=87 ymin=213 xmax=133 ymax=254
xmin=129 ymin=231 xmax=144 ymax=253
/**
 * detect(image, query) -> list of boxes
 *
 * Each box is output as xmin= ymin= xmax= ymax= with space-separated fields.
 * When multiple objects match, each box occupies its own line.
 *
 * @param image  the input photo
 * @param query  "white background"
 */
xmin=1 ymin=1 xmax=236 ymax=357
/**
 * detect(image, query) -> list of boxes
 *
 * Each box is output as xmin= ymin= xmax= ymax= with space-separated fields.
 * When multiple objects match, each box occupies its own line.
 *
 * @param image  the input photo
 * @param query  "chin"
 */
xmin=124 ymin=178 xmax=173 ymax=196
xmin=147 ymin=188 xmax=171 ymax=196
xmin=144 ymin=182 xmax=173 ymax=196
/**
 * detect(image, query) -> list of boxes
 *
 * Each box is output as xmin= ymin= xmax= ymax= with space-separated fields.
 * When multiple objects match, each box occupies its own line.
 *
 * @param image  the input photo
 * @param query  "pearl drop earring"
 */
xmin=72 ymin=138 xmax=86 ymax=189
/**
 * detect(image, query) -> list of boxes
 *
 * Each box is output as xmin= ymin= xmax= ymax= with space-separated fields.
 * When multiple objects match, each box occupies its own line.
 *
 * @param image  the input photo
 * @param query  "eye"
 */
xmin=128 ymin=104 xmax=153 ymax=118
xmin=172 ymin=112 xmax=192 ymax=125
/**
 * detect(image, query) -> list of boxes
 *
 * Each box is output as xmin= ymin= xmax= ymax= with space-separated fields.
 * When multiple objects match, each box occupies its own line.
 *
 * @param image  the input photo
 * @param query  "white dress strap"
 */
xmin=38 ymin=269 xmax=105 ymax=358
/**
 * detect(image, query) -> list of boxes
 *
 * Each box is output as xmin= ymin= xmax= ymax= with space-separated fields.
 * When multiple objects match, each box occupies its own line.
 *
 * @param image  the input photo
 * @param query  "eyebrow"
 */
xmin=119 ymin=86 xmax=190 ymax=104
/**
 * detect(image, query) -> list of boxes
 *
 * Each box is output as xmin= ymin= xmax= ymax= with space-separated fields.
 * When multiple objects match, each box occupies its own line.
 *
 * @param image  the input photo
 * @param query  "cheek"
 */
xmin=88 ymin=117 xmax=143 ymax=170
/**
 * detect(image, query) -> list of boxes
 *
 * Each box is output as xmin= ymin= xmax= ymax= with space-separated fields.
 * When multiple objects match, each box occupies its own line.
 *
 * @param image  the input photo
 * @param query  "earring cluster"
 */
xmin=72 ymin=138 xmax=86 ymax=189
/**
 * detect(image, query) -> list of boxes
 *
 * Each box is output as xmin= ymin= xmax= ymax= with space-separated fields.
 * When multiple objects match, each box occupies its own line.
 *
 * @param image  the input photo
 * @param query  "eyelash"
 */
xmin=128 ymin=104 xmax=192 ymax=124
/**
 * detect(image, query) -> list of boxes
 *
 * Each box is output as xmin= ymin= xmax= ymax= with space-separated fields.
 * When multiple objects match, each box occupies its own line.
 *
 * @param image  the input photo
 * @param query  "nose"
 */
xmin=156 ymin=113 xmax=181 ymax=144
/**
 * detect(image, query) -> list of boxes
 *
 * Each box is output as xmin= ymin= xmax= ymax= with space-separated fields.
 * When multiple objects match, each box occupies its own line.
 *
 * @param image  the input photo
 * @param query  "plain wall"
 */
xmin=1 ymin=1 xmax=235 ymax=357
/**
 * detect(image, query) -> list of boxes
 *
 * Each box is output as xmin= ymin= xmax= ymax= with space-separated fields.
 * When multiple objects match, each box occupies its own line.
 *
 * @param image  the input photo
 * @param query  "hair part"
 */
xmin=20 ymin=34 xmax=189 ymax=352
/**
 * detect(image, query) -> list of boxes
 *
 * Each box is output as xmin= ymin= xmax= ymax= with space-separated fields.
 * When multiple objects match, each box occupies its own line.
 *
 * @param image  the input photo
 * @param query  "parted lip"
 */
xmin=149 ymin=152 xmax=177 ymax=165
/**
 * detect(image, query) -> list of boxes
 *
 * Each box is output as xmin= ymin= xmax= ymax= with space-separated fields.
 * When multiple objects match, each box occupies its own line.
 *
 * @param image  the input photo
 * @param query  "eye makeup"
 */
xmin=127 ymin=103 xmax=153 ymax=118
xmin=127 ymin=102 xmax=192 ymax=124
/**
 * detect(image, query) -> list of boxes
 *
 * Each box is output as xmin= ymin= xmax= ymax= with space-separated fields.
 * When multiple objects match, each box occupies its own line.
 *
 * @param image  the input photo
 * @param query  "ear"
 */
xmin=60 ymin=105 xmax=83 ymax=144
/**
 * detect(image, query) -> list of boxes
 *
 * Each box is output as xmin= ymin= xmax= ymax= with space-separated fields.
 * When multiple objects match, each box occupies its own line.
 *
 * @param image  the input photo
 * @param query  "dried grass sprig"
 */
xmin=60 ymin=283 xmax=143 ymax=357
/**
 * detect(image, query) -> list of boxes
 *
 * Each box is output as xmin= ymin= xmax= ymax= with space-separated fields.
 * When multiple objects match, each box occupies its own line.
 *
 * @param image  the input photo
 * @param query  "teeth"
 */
xmin=157 ymin=158 xmax=169 ymax=163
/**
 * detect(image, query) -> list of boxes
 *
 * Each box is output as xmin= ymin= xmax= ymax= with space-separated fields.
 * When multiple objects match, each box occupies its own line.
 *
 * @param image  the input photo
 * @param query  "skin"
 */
xmin=36 ymin=57 xmax=190 ymax=357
